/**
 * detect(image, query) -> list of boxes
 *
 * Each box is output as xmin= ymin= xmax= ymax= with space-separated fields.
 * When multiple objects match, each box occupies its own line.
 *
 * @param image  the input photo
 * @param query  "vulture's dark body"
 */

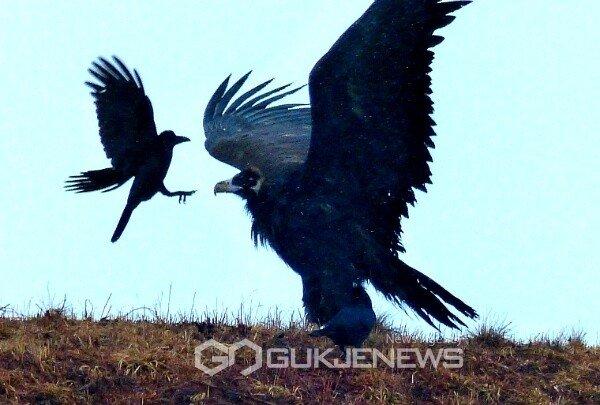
xmin=205 ymin=0 xmax=478 ymax=347
xmin=247 ymin=174 xmax=381 ymax=324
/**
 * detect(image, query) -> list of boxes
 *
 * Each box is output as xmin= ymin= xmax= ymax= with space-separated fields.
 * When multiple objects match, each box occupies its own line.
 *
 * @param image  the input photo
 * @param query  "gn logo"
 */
xmin=194 ymin=339 xmax=262 ymax=376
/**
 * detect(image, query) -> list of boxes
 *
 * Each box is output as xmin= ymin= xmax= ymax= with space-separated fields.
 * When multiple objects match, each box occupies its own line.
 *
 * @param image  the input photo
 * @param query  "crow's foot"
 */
xmin=175 ymin=190 xmax=196 ymax=203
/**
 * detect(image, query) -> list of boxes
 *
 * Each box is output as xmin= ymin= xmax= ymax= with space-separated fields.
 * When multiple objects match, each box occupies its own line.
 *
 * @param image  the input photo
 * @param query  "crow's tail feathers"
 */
xmin=65 ymin=168 xmax=129 ymax=193
xmin=369 ymin=259 xmax=478 ymax=330
xmin=111 ymin=202 xmax=137 ymax=243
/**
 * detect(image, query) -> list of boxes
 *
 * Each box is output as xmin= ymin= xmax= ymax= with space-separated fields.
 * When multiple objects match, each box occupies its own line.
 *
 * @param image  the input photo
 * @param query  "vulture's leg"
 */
xmin=301 ymin=274 xmax=324 ymax=325
xmin=160 ymin=184 xmax=196 ymax=203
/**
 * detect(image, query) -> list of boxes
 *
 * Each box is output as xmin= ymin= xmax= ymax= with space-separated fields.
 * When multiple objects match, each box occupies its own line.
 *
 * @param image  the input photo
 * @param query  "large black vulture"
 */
xmin=204 ymin=0 xmax=476 ymax=347
xmin=66 ymin=57 xmax=195 ymax=242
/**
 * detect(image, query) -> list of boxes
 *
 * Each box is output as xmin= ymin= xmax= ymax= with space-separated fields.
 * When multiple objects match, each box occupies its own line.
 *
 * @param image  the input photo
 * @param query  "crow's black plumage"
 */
xmin=309 ymin=286 xmax=376 ymax=351
xmin=66 ymin=57 xmax=195 ymax=242
xmin=206 ymin=0 xmax=476 ymax=347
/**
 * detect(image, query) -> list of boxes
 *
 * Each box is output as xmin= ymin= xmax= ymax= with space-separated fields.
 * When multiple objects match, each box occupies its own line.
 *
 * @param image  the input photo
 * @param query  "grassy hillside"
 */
xmin=0 ymin=310 xmax=598 ymax=403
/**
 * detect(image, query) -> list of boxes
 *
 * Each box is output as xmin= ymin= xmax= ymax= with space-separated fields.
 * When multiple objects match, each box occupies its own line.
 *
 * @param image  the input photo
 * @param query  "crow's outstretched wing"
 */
xmin=302 ymin=0 xmax=471 ymax=254
xmin=203 ymin=73 xmax=311 ymax=184
xmin=86 ymin=56 xmax=157 ymax=171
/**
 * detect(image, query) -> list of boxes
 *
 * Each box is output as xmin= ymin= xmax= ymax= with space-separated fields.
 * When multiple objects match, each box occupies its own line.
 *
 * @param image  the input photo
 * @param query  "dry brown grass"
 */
xmin=0 ymin=308 xmax=598 ymax=404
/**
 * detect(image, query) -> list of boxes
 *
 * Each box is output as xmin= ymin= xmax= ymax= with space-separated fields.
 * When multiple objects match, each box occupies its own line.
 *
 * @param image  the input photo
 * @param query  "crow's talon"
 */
xmin=175 ymin=190 xmax=195 ymax=204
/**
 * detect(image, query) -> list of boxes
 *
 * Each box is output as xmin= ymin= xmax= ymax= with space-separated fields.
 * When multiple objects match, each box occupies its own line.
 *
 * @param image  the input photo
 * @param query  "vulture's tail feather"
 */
xmin=370 ymin=259 xmax=477 ymax=330
xmin=65 ymin=168 xmax=128 ymax=193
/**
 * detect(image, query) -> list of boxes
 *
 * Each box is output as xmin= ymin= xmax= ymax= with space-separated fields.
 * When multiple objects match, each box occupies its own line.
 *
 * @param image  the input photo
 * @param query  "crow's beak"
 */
xmin=214 ymin=179 xmax=242 ymax=195
xmin=175 ymin=136 xmax=190 ymax=145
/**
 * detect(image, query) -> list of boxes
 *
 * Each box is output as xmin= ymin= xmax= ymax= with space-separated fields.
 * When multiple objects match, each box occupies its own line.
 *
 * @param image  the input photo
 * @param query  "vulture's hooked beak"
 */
xmin=214 ymin=179 xmax=242 ymax=195
xmin=175 ymin=136 xmax=190 ymax=145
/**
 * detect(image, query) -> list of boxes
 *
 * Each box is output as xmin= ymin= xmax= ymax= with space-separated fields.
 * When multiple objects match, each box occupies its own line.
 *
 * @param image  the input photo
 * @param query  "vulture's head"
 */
xmin=160 ymin=130 xmax=190 ymax=147
xmin=214 ymin=166 xmax=264 ymax=199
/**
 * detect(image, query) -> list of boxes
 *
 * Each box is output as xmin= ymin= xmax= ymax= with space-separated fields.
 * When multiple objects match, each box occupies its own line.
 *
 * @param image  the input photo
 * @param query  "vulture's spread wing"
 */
xmin=302 ymin=0 xmax=470 ymax=253
xmin=204 ymin=73 xmax=311 ymax=183
xmin=86 ymin=57 xmax=157 ymax=171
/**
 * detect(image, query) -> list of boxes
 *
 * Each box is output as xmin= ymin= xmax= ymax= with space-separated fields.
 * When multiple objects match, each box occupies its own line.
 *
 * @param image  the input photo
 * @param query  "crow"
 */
xmin=309 ymin=286 xmax=376 ymax=351
xmin=66 ymin=56 xmax=195 ymax=242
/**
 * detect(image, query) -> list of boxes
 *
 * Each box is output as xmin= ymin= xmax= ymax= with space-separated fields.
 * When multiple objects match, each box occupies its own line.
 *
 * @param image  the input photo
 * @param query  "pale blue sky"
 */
xmin=0 ymin=1 xmax=598 ymax=342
